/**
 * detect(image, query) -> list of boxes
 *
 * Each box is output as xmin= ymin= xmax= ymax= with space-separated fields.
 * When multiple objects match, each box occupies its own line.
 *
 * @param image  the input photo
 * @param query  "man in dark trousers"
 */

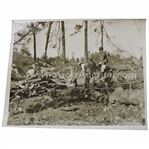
xmin=88 ymin=58 xmax=96 ymax=77
xmin=97 ymin=47 xmax=108 ymax=76
xmin=95 ymin=47 xmax=113 ymax=87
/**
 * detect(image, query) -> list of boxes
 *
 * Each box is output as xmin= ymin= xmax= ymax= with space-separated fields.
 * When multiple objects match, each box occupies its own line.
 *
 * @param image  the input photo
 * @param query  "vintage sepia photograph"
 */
xmin=3 ymin=19 xmax=147 ymax=128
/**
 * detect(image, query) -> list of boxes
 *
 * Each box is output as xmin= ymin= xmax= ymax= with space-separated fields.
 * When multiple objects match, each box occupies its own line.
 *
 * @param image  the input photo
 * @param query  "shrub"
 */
xmin=12 ymin=49 xmax=34 ymax=75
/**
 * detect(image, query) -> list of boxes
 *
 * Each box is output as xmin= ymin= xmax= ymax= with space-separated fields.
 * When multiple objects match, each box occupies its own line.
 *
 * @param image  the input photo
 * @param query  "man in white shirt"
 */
xmin=78 ymin=61 xmax=91 ymax=88
xmin=26 ymin=64 xmax=36 ymax=79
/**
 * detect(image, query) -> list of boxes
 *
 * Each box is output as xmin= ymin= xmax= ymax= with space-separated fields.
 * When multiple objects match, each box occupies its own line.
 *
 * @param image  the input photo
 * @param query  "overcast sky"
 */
xmin=13 ymin=19 xmax=145 ymax=59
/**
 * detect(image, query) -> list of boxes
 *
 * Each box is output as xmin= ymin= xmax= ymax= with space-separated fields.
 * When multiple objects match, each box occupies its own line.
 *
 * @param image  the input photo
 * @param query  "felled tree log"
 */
xmin=27 ymin=78 xmax=41 ymax=83
xmin=54 ymin=83 xmax=67 ymax=89
xmin=39 ymin=81 xmax=48 ymax=86
xmin=61 ymin=106 xmax=80 ymax=111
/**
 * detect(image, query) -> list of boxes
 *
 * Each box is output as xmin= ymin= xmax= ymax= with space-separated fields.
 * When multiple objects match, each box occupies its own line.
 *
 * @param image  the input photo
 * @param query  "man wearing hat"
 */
xmin=98 ymin=47 xmax=108 ymax=74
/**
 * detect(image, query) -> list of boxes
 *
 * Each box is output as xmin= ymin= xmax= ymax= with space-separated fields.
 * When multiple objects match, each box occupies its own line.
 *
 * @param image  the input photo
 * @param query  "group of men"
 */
xmin=11 ymin=46 xmax=111 ymax=88
xmin=11 ymin=63 xmax=38 ymax=81
xmin=78 ymin=47 xmax=111 ymax=88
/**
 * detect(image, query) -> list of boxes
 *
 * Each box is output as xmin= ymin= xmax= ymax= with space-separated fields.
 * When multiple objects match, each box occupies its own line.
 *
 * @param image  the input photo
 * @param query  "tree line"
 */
xmin=13 ymin=20 xmax=143 ymax=65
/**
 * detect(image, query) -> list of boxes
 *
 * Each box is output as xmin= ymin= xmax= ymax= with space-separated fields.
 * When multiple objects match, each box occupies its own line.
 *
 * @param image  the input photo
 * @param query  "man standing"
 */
xmin=97 ymin=47 xmax=108 ymax=75
xmin=88 ymin=58 xmax=96 ymax=77
xmin=78 ymin=61 xmax=91 ymax=88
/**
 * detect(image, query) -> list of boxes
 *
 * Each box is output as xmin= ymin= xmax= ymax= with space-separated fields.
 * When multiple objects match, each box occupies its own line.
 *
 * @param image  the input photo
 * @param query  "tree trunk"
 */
xmin=61 ymin=21 xmax=66 ymax=63
xmin=100 ymin=20 xmax=104 ymax=47
xmin=84 ymin=20 xmax=88 ymax=63
xmin=45 ymin=22 xmax=53 ymax=55
xmin=57 ymin=22 xmax=61 ymax=56
xmin=33 ymin=33 xmax=36 ymax=62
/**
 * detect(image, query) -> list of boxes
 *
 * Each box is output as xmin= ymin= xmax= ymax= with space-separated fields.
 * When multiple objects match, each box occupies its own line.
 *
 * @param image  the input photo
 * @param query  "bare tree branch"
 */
xmin=103 ymin=26 xmax=132 ymax=57
xmin=134 ymin=19 xmax=142 ymax=34
xmin=13 ymin=22 xmax=48 ymax=45
xmin=69 ymin=20 xmax=85 ymax=36
xmin=13 ymin=29 xmax=33 ymax=45
xmin=103 ymin=27 xmax=118 ymax=48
